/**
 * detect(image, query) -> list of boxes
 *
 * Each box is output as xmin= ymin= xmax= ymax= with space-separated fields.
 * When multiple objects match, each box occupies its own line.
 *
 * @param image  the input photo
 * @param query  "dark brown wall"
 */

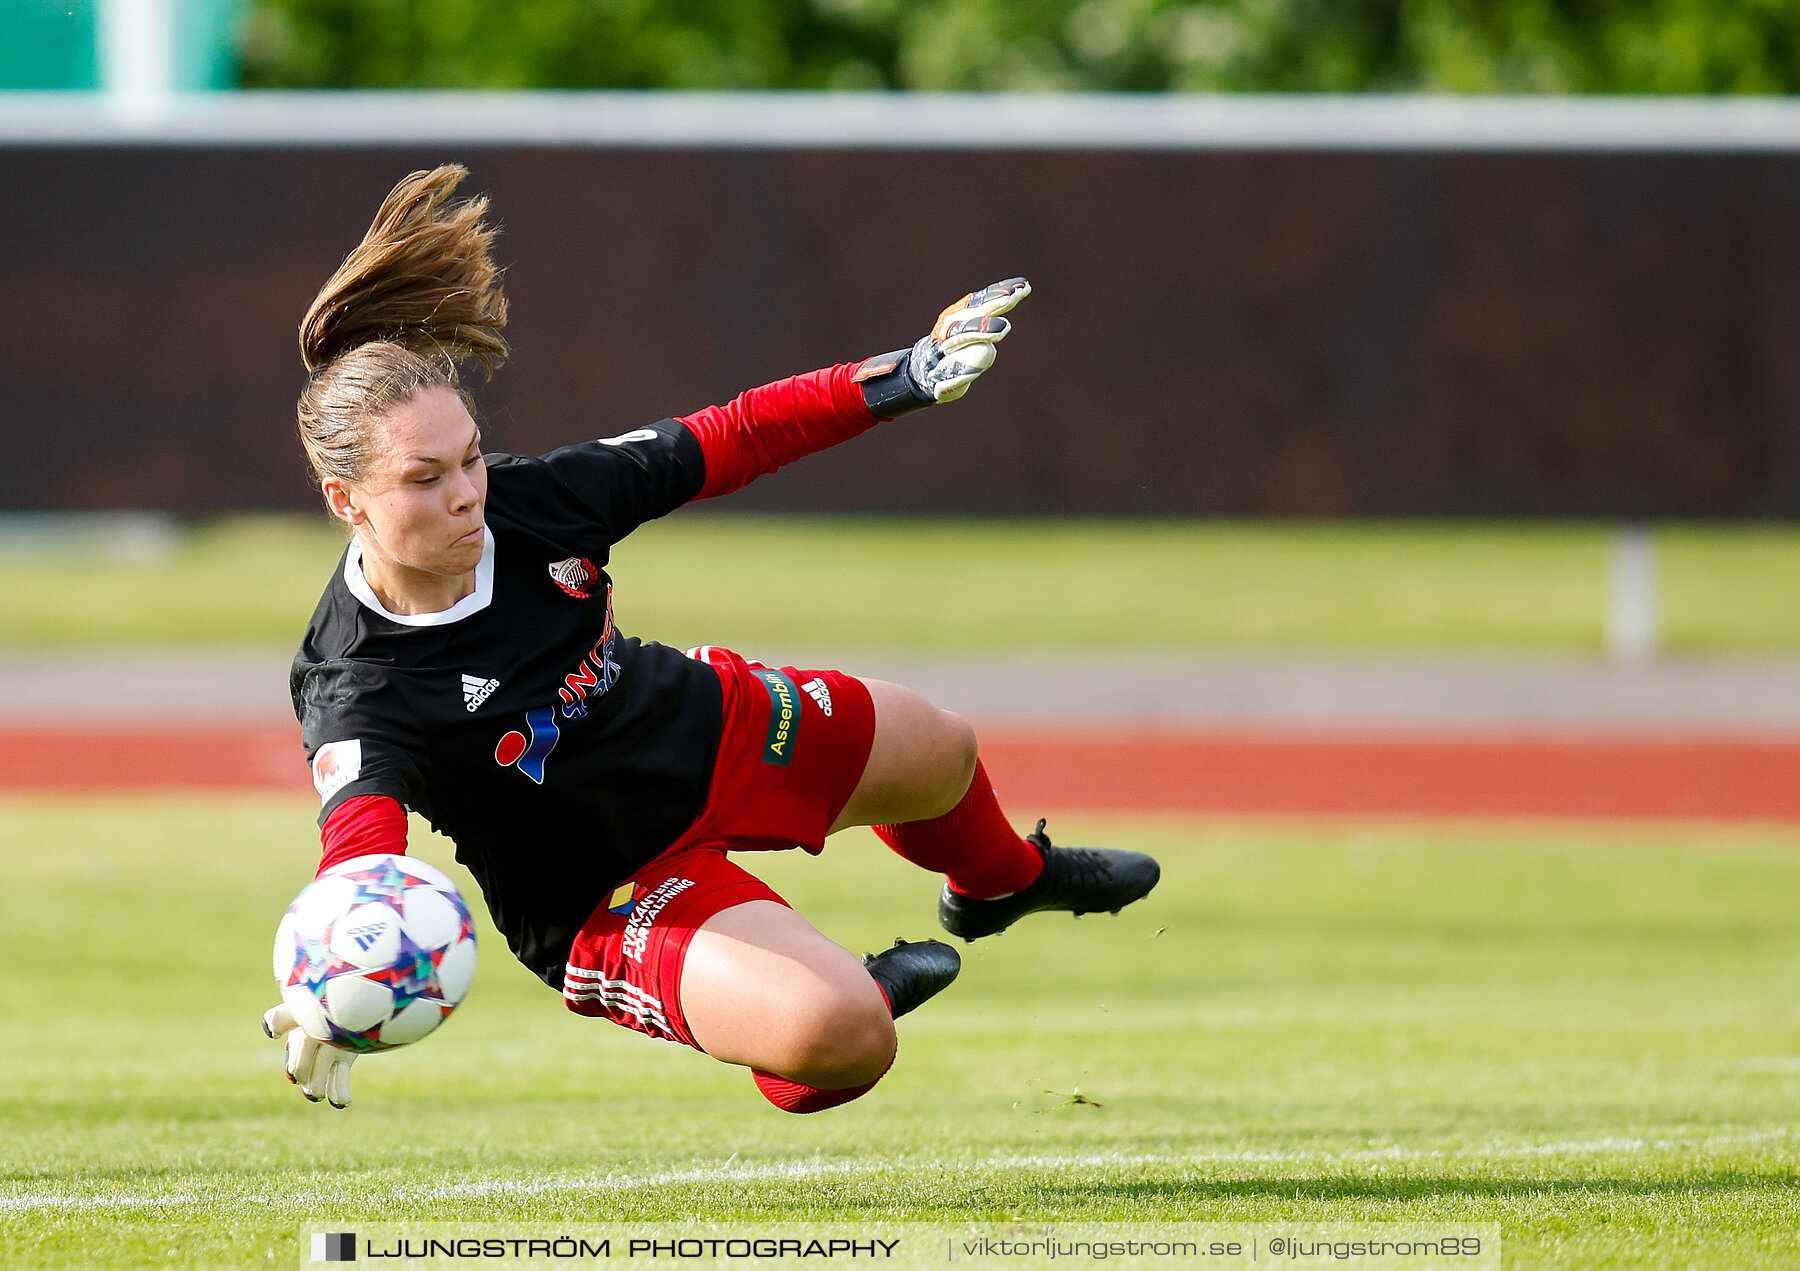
xmin=4 ymin=145 xmax=1798 ymax=515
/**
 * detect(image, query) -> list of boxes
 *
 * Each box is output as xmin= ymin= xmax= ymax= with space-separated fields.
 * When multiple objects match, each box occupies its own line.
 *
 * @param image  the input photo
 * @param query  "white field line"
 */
xmin=0 ymin=1193 xmax=202 ymax=1212
xmin=900 ymin=1005 xmax=1791 ymax=1035
xmin=3 ymin=1130 xmax=1790 ymax=1213
xmin=415 ymin=1130 xmax=1796 ymax=1199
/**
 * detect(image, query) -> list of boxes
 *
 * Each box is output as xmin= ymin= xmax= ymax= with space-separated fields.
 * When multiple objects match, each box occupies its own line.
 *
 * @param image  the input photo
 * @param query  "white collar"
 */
xmin=344 ymin=527 xmax=495 ymax=628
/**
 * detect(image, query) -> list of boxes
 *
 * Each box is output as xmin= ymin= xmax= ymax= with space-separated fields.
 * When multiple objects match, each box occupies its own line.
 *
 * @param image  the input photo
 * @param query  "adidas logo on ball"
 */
xmin=345 ymin=921 xmax=388 ymax=953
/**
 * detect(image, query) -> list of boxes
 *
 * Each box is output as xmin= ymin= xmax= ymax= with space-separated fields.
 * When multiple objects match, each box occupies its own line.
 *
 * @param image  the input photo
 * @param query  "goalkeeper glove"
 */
xmin=855 ymin=277 xmax=1031 ymax=419
xmin=263 ymin=1003 xmax=357 ymax=1109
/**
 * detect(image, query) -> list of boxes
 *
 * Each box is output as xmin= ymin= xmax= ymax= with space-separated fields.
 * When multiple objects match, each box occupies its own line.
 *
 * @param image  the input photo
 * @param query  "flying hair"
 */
xmin=296 ymin=164 xmax=510 ymax=487
xmin=300 ymin=164 xmax=509 ymax=375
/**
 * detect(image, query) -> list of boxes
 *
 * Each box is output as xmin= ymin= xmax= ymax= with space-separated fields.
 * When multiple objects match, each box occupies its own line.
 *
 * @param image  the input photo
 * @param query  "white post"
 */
xmin=1607 ymin=523 xmax=1659 ymax=666
xmin=97 ymin=0 xmax=177 ymax=126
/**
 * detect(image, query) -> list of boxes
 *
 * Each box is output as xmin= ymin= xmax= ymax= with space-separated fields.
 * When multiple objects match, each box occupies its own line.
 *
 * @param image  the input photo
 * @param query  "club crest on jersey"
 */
xmin=548 ymin=556 xmax=598 ymax=599
xmin=558 ymin=584 xmax=620 ymax=720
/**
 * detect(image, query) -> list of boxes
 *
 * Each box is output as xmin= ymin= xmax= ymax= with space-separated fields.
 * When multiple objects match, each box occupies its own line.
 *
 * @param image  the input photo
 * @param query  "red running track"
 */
xmin=3 ymin=723 xmax=1799 ymax=820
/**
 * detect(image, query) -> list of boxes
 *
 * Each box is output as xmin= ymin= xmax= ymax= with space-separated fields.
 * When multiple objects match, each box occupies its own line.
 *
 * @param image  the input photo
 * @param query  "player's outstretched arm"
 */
xmin=855 ymin=277 xmax=1032 ymax=418
xmin=262 ymin=1002 xmax=358 ymax=1109
xmin=681 ymin=278 xmax=1032 ymax=501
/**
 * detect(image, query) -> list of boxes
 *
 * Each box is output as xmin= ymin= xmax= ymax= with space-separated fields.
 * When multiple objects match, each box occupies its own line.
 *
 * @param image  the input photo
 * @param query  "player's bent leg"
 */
xmin=829 ymin=679 xmax=977 ymax=833
xmin=829 ymin=680 xmax=1161 ymax=941
xmin=835 ymin=679 xmax=1043 ymax=899
xmin=680 ymin=900 xmax=896 ymax=1091
xmin=936 ymin=819 xmax=1162 ymax=942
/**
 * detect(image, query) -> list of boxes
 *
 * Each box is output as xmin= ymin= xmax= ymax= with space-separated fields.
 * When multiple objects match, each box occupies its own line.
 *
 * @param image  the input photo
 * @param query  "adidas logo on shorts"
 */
xmin=800 ymin=677 xmax=833 ymax=717
xmin=461 ymin=673 xmax=501 ymax=712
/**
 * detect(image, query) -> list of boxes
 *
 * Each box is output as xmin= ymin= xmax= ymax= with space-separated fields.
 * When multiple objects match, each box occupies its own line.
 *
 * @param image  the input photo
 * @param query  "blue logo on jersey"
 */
xmin=494 ymin=707 xmax=561 ymax=784
xmin=557 ymin=584 xmax=620 ymax=720
xmin=495 ymin=583 xmax=616 ymax=780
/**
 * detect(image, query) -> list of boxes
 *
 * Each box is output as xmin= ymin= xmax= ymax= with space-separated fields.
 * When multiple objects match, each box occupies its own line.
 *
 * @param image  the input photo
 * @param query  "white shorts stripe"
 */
xmin=562 ymin=982 xmax=672 ymax=1034
xmin=565 ymin=964 xmax=662 ymax=1004
xmin=562 ymin=965 xmax=670 ymax=1031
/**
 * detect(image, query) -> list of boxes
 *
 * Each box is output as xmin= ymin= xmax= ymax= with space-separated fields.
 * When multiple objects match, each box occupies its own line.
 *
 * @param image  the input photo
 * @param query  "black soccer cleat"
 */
xmin=937 ymin=820 xmax=1161 ymax=942
xmin=862 ymin=938 xmax=962 ymax=1020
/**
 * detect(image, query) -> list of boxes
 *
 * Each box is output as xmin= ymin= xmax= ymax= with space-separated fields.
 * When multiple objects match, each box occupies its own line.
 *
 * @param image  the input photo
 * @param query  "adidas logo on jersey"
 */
xmin=462 ymin=673 xmax=501 ymax=712
xmin=800 ymin=676 xmax=833 ymax=717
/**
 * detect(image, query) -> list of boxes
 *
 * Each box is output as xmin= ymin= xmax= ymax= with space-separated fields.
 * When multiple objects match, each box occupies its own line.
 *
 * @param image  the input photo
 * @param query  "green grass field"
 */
xmin=6 ymin=514 xmax=1800 ymax=653
xmin=4 ymin=796 xmax=1799 ymax=1269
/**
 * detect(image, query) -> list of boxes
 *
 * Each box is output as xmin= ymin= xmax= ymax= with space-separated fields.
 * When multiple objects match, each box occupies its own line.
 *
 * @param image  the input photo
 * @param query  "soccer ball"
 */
xmin=273 ymin=854 xmax=478 ymax=1053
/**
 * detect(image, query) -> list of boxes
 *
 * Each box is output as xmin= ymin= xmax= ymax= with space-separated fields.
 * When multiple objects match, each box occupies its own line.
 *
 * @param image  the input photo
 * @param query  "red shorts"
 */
xmin=561 ymin=647 xmax=876 ymax=1050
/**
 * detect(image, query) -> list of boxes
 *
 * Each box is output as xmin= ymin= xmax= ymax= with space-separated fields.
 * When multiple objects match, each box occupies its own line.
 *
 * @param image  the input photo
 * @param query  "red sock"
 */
xmin=873 ymin=759 xmax=1043 ymax=899
xmin=752 ymin=1068 xmax=880 ymax=1114
xmin=752 ymin=1037 xmax=896 ymax=1115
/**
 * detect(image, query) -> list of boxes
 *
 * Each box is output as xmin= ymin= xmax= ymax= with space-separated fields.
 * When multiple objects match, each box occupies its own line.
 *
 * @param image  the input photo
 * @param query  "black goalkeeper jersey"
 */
xmin=290 ymin=419 xmax=727 ymax=988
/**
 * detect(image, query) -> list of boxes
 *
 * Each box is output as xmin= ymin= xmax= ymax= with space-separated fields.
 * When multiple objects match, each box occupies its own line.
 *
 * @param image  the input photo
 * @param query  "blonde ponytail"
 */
xmin=297 ymin=165 xmax=509 ymax=486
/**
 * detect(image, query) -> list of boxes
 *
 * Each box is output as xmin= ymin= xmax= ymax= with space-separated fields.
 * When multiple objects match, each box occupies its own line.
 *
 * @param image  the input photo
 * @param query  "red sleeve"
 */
xmin=316 ymin=794 xmax=409 ymax=877
xmin=679 ymin=362 xmax=880 ymax=500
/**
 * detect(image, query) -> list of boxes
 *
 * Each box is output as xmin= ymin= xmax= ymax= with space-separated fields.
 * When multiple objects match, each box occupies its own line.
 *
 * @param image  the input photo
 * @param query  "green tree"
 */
xmin=238 ymin=0 xmax=898 ymax=88
xmin=234 ymin=0 xmax=1800 ymax=93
